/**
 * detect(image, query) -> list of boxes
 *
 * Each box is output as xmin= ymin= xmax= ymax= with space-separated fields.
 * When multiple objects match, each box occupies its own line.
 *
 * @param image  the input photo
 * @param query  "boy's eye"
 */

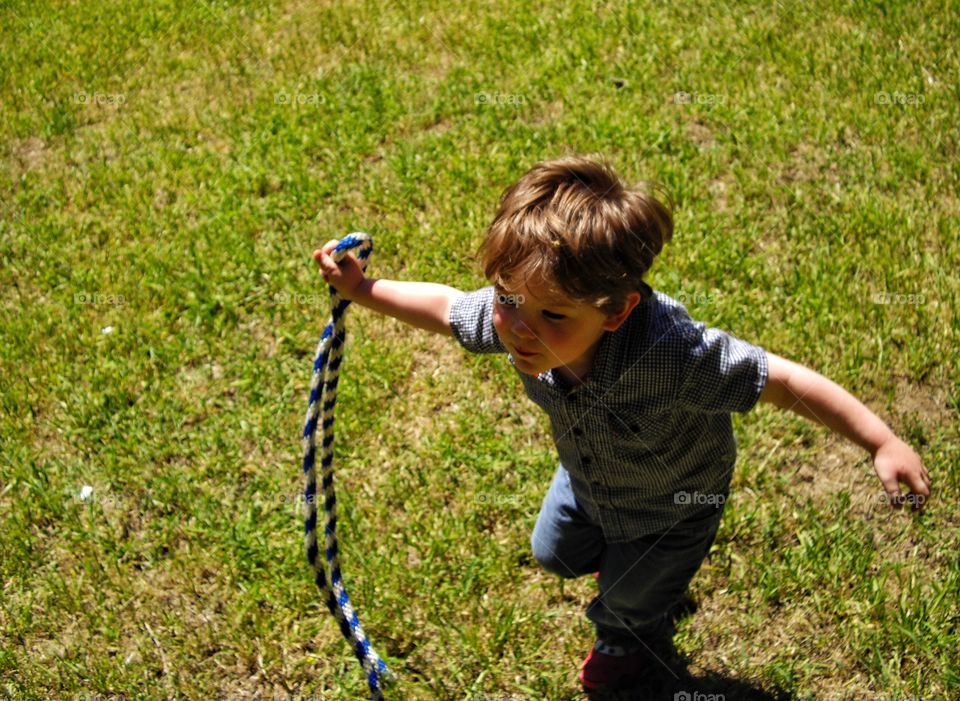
xmin=542 ymin=310 xmax=566 ymax=321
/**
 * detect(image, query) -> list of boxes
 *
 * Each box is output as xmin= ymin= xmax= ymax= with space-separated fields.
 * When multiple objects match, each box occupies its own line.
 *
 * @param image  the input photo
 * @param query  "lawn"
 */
xmin=1 ymin=0 xmax=958 ymax=699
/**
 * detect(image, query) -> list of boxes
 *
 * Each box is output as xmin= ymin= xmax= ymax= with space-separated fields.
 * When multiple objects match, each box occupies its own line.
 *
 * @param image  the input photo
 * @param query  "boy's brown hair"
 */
xmin=479 ymin=156 xmax=673 ymax=315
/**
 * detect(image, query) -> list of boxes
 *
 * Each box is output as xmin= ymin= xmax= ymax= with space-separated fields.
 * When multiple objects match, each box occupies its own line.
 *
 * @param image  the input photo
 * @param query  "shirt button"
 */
xmin=573 ymin=427 xmax=584 ymax=436
xmin=582 ymin=456 xmax=592 ymax=465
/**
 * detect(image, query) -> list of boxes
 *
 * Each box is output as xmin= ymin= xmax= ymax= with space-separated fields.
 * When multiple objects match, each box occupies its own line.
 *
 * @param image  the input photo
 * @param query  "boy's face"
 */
xmin=492 ymin=278 xmax=638 ymax=384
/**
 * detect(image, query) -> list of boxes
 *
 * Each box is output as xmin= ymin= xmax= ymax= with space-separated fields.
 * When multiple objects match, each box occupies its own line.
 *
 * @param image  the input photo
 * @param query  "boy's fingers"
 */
xmin=905 ymin=472 xmax=931 ymax=511
xmin=322 ymin=239 xmax=339 ymax=253
xmin=878 ymin=472 xmax=908 ymax=509
xmin=880 ymin=470 xmax=930 ymax=511
xmin=313 ymin=239 xmax=340 ymax=264
xmin=313 ymin=254 xmax=337 ymax=282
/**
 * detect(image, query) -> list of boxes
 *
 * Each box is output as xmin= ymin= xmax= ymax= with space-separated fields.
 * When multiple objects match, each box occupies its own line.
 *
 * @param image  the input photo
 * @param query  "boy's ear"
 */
xmin=602 ymin=291 xmax=642 ymax=331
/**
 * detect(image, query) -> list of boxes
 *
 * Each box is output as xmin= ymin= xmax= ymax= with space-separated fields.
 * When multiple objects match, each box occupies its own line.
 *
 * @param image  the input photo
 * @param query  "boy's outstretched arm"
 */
xmin=313 ymin=239 xmax=460 ymax=337
xmin=759 ymin=352 xmax=932 ymax=510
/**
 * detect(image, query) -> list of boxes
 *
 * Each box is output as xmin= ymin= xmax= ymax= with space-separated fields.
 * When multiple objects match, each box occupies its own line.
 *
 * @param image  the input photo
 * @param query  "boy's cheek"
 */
xmin=492 ymin=307 xmax=507 ymax=335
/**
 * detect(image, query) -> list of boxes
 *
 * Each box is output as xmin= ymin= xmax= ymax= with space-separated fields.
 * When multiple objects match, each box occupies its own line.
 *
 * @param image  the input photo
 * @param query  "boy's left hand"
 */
xmin=873 ymin=437 xmax=931 ymax=511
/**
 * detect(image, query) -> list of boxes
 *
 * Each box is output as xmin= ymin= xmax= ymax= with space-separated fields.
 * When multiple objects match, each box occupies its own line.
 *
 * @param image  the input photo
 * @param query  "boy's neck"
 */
xmin=554 ymin=336 xmax=604 ymax=387
xmin=556 ymin=366 xmax=588 ymax=387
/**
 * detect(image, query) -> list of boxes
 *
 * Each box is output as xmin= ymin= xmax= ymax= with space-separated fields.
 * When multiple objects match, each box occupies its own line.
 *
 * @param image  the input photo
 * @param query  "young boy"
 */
xmin=313 ymin=156 xmax=931 ymax=691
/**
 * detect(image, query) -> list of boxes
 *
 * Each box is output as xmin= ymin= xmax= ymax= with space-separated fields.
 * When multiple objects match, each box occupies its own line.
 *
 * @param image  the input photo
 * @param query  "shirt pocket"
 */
xmin=606 ymin=407 xmax=671 ymax=443
xmin=603 ymin=408 xmax=675 ymax=480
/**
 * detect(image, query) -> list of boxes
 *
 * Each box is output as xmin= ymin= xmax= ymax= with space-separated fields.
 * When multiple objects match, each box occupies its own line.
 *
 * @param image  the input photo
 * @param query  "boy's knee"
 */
xmin=530 ymin=533 xmax=584 ymax=579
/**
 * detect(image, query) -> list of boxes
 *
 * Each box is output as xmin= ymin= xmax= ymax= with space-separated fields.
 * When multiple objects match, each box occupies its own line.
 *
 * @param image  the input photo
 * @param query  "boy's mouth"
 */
xmin=512 ymin=345 xmax=539 ymax=359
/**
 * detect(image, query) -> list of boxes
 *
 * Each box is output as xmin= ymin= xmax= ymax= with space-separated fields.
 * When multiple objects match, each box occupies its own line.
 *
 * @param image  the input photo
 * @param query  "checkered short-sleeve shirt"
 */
xmin=449 ymin=286 xmax=769 ymax=542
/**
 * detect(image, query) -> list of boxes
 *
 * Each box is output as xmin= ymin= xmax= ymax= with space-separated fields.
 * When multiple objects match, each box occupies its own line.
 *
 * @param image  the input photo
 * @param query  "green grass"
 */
xmin=1 ymin=0 xmax=959 ymax=698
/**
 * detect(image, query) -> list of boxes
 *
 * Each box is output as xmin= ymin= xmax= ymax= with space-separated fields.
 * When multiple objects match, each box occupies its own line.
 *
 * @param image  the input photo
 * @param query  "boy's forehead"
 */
xmin=497 ymin=276 xmax=578 ymax=309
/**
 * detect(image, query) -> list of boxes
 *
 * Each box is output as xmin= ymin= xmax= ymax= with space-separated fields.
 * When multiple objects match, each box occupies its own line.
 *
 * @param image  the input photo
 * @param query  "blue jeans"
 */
xmin=530 ymin=465 xmax=725 ymax=647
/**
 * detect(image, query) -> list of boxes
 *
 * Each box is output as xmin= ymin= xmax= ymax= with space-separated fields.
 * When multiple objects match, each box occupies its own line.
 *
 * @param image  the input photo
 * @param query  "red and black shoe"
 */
xmin=578 ymin=639 xmax=646 ymax=691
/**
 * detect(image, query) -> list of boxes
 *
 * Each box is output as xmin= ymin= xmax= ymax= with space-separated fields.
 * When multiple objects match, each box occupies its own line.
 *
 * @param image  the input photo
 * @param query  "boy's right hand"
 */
xmin=313 ymin=239 xmax=367 ymax=301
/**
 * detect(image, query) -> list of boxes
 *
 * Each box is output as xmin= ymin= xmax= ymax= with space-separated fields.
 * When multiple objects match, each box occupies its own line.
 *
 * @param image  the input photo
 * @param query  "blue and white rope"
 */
xmin=301 ymin=232 xmax=392 ymax=699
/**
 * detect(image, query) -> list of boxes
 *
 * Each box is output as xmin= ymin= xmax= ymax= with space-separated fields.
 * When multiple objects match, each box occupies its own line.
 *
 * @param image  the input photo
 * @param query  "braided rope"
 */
xmin=301 ymin=232 xmax=392 ymax=699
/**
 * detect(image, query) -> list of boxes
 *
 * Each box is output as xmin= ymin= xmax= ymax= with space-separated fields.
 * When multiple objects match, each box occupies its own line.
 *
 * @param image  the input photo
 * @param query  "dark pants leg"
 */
xmin=530 ymin=465 xmax=604 ymax=578
xmin=587 ymin=508 xmax=724 ymax=647
xmin=531 ymin=465 xmax=725 ymax=647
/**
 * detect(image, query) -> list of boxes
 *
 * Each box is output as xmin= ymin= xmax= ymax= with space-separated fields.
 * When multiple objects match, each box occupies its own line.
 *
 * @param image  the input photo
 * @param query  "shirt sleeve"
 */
xmin=448 ymin=286 xmax=508 ymax=354
xmin=676 ymin=322 xmax=769 ymax=414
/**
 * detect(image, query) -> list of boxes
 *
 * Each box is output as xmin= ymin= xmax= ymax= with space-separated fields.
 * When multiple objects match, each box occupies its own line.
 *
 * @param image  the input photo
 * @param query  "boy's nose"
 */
xmin=511 ymin=317 xmax=536 ymax=340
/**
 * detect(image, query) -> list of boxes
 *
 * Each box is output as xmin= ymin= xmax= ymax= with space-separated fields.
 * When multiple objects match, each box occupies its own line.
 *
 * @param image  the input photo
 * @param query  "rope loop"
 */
xmin=301 ymin=232 xmax=392 ymax=699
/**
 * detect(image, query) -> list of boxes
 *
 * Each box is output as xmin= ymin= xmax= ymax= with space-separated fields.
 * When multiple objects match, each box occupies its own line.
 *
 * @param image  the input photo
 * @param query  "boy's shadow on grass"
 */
xmin=583 ymin=596 xmax=793 ymax=701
